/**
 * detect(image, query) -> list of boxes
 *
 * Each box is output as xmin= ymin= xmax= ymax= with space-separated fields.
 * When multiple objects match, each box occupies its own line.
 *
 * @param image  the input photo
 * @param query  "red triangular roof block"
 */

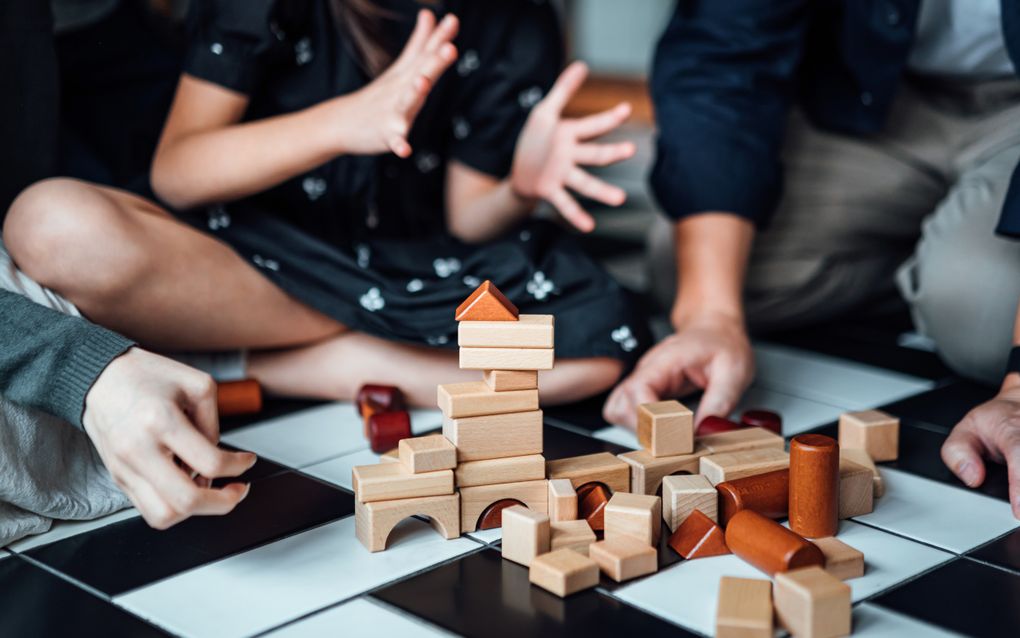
xmin=668 ymin=509 xmax=731 ymax=559
xmin=455 ymin=280 xmax=519 ymax=322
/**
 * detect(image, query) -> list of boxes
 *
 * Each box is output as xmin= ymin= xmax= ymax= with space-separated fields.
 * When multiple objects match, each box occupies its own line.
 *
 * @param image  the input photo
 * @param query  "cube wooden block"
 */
xmin=437 ymin=381 xmax=539 ymax=419
xmin=545 ymin=452 xmax=631 ymax=495
xmin=355 ymin=493 xmax=460 ymax=552
xmin=716 ymin=577 xmax=773 ymax=638
xmin=458 ymin=314 xmax=554 ymax=348
xmin=841 ymin=447 xmax=885 ymax=498
xmin=774 ymin=566 xmax=852 ymax=638
xmin=455 ymin=454 xmax=545 ymax=488
xmin=700 ymin=448 xmax=790 ymax=486
xmin=551 ymin=519 xmax=596 ymax=555
xmin=459 ymin=347 xmax=554 ymax=371
xmin=589 ymin=537 xmax=658 ymax=582
xmin=398 ymin=434 xmax=456 ymax=474
xmin=617 ymin=449 xmax=704 ymax=495
xmin=501 ymin=505 xmax=551 ymax=567
xmin=696 ymin=427 xmax=785 ymax=454
xmin=529 ymin=548 xmax=600 ymax=597
xmin=443 ymin=410 xmax=543 ymax=462
xmin=662 ymin=474 xmax=717 ymax=532
xmin=548 ymin=478 xmax=578 ymax=522
xmin=838 ymin=410 xmax=899 ymax=462
xmin=604 ymin=492 xmax=662 ymax=545
xmin=838 ymin=457 xmax=874 ymax=519
xmin=352 ymin=463 xmax=454 ymax=503
xmin=637 ymin=400 xmax=694 ymax=457
xmin=484 ymin=369 xmax=538 ymax=392
xmin=455 ymin=280 xmax=518 ymax=321
xmin=459 ymin=479 xmax=548 ymax=532
xmin=814 ymin=537 xmax=865 ymax=580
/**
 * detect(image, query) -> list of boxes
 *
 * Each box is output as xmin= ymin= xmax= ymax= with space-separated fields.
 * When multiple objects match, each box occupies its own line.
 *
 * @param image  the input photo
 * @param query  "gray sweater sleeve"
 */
xmin=0 ymin=290 xmax=134 ymax=428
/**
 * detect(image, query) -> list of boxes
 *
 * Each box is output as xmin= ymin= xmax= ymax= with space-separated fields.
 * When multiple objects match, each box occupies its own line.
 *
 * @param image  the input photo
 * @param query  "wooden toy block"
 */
xmin=458 ymin=314 xmax=554 ymax=348
xmin=529 ymin=549 xmax=599 ymax=597
xmin=589 ymin=537 xmax=658 ymax=582
xmin=578 ymin=484 xmax=610 ymax=531
xmin=483 ymin=369 xmax=539 ymax=392
xmin=696 ymin=427 xmax=785 ymax=455
xmin=479 ymin=499 xmax=525 ymax=530
xmin=840 ymin=447 xmax=885 ymax=498
xmin=459 ymin=347 xmax=554 ymax=371
xmin=617 ymin=449 xmax=704 ymax=496
xmin=724 ymin=510 xmax=824 ymax=576
xmin=717 ymin=469 xmax=789 ymax=526
xmin=356 ymin=383 xmax=405 ymax=420
xmin=355 ymin=493 xmax=460 ymax=552
xmin=380 ymin=448 xmax=400 ymax=463
xmin=455 ymin=280 xmax=519 ymax=322
xmin=443 ymin=410 xmax=543 ymax=462
xmin=437 ymin=381 xmax=539 ymax=419
xmin=501 ymin=505 xmax=551 ymax=567
xmin=216 ymin=379 xmax=263 ymax=417
xmin=605 ymin=492 xmax=662 ymax=545
xmin=548 ymin=478 xmax=577 ymax=522
xmin=367 ymin=411 xmax=412 ymax=453
xmin=789 ymin=434 xmax=840 ymax=539
xmin=662 ymin=474 xmax=716 ymax=532
xmin=700 ymin=447 xmax=790 ymax=486
xmin=838 ymin=410 xmax=899 ymax=462
xmin=546 ymin=452 xmax=631 ymax=495
xmin=838 ymin=457 xmax=874 ymax=519
xmin=667 ymin=509 xmax=730 ymax=559
xmin=637 ymin=400 xmax=694 ymax=457
xmin=352 ymin=463 xmax=453 ymax=503
xmin=716 ymin=577 xmax=773 ymax=638
xmin=740 ymin=409 xmax=782 ymax=435
xmin=459 ymin=479 xmax=548 ymax=531
xmin=398 ymin=434 xmax=456 ymax=474
xmin=813 ymin=537 xmax=865 ymax=581
xmin=551 ymin=519 xmax=596 ymax=555
xmin=774 ymin=566 xmax=852 ymax=638
xmin=697 ymin=416 xmax=742 ymax=436
xmin=455 ymin=454 xmax=546 ymax=488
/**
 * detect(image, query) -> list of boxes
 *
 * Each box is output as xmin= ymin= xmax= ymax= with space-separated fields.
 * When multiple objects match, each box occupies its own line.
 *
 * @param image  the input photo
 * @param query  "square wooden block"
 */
xmin=716 ymin=576 xmax=773 ymax=638
xmin=548 ymin=478 xmax=578 ymax=522
xmin=774 ymin=566 xmax=851 ymax=638
xmin=699 ymin=448 xmax=790 ymax=486
xmin=638 ymin=400 xmax=694 ymax=457
xmin=589 ymin=537 xmax=658 ymax=582
xmin=529 ymin=549 xmax=599 ymax=597
xmin=501 ymin=505 xmax=551 ymax=567
xmin=662 ymin=474 xmax=717 ymax=532
xmin=838 ymin=410 xmax=899 ymax=462
xmin=551 ymin=519 xmax=596 ymax=556
xmin=604 ymin=492 xmax=662 ymax=545
xmin=813 ymin=537 xmax=865 ymax=581
xmin=398 ymin=434 xmax=457 ymax=474
xmin=838 ymin=458 xmax=874 ymax=519
xmin=484 ymin=369 xmax=538 ymax=392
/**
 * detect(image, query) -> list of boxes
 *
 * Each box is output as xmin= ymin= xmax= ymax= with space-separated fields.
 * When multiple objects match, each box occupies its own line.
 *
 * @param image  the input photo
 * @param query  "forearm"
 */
xmin=446 ymin=162 xmax=535 ymax=243
xmin=671 ymin=213 xmax=754 ymax=327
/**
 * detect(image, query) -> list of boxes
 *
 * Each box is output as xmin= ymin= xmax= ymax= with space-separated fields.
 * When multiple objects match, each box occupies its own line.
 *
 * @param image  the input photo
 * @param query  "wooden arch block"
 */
xmin=617 ymin=449 xmax=704 ymax=496
xmin=546 ymin=452 xmax=631 ymax=495
xmin=459 ymin=479 xmax=548 ymax=532
xmin=355 ymin=493 xmax=460 ymax=552
xmin=455 ymin=280 xmax=519 ymax=321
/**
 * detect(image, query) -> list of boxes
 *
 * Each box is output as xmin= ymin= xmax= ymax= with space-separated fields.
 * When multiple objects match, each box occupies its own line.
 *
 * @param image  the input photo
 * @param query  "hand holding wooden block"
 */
xmin=398 ymin=434 xmax=457 ymax=474
xmin=662 ymin=474 xmax=717 ymax=532
xmin=548 ymin=478 xmax=578 ymax=522
xmin=589 ymin=536 xmax=657 ymax=582
xmin=501 ymin=505 xmax=551 ymax=567
xmin=838 ymin=410 xmax=899 ymax=461
xmin=774 ymin=566 xmax=852 ymax=638
xmin=637 ymin=400 xmax=694 ymax=457
xmin=529 ymin=549 xmax=600 ymax=597
xmin=716 ymin=577 xmax=773 ymax=638
xmin=604 ymin=492 xmax=662 ymax=545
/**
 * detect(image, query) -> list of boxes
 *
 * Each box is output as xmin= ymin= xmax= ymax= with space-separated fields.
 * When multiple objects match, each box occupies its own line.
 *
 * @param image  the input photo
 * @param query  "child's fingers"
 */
xmin=566 ymin=167 xmax=627 ymax=207
xmin=394 ymin=10 xmax=435 ymax=67
xmin=573 ymin=102 xmax=632 ymax=140
xmin=941 ymin=420 xmax=988 ymax=489
xmin=548 ymin=187 xmax=595 ymax=233
xmin=574 ymin=141 xmax=636 ymax=167
xmin=541 ymin=61 xmax=589 ymax=115
xmin=389 ymin=135 xmax=412 ymax=158
xmin=418 ymin=42 xmax=458 ymax=85
xmin=424 ymin=14 xmax=459 ymax=54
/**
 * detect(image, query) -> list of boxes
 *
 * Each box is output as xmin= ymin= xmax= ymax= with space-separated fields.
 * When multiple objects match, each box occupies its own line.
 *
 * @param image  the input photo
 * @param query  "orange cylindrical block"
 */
xmin=789 ymin=433 xmax=840 ymax=538
xmin=716 ymin=469 xmax=789 ymax=526
xmin=724 ymin=509 xmax=824 ymax=576
xmin=216 ymin=379 xmax=263 ymax=417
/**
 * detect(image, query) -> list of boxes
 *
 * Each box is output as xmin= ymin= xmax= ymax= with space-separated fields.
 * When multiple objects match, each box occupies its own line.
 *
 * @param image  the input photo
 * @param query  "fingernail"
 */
xmin=241 ymin=483 xmax=251 ymax=501
xmin=957 ymin=461 xmax=979 ymax=486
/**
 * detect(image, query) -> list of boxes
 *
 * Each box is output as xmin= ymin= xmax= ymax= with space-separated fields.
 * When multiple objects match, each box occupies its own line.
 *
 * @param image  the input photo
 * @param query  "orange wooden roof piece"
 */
xmin=455 ymin=280 xmax=519 ymax=322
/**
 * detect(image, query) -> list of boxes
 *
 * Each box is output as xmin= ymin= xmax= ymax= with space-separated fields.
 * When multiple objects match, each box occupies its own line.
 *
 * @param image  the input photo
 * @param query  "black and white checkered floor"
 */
xmin=3 ymin=339 xmax=1019 ymax=638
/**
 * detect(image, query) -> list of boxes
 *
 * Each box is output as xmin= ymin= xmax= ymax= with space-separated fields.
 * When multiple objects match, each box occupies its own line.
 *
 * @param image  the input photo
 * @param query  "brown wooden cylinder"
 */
xmin=724 ymin=509 xmax=824 ymax=576
xmin=789 ymin=433 xmax=840 ymax=538
xmin=716 ymin=469 xmax=789 ymax=526
xmin=216 ymin=379 xmax=263 ymax=417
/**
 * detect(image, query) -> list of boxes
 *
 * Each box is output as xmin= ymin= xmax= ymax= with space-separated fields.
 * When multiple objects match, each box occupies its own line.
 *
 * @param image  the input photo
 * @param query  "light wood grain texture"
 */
xmin=459 ymin=479 xmax=548 ymax=532
xmin=548 ymin=478 xmax=578 ymax=522
xmin=550 ymin=519 xmax=595 ymax=555
xmin=458 ymin=314 xmax=554 ymax=348
xmin=529 ymin=549 xmax=599 ymax=597
xmin=355 ymin=493 xmax=460 ymax=552
xmin=604 ymin=492 xmax=662 ymax=545
xmin=437 ymin=381 xmax=539 ymax=419
xmin=380 ymin=448 xmax=400 ymax=463
xmin=545 ymin=452 xmax=630 ymax=494
xmin=774 ymin=566 xmax=851 ymax=638
xmin=459 ymin=347 xmax=554 ymax=371
xmin=501 ymin=505 xmax=551 ymax=567
xmin=352 ymin=463 xmax=454 ymax=503
xmin=840 ymin=447 xmax=885 ymax=498
xmin=589 ymin=537 xmax=657 ymax=582
xmin=696 ymin=428 xmax=786 ymax=454
xmin=838 ymin=458 xmax=874 ymax=519
xmin=700 ymin=448 xmax=790 ymax=486
xmin=617 ymin=449 xmax=705 ymax=495
xmin=455 ymin=454 xmax=546 ymax=487
xmin=716 ymin=577 xmax=773 ymax=638
xmin=443 ymin=410 xmax=543 ymax=462
xmin=814 ymin=537 xmax=865 ymax=581
xmin=838 ymin=410 xmax=899 ymax=462
xmin=638 ymin=400 xmax=694 ymax=457
xmin=398 ymin=434 xmax=456 ymax=474
xmin=663 ymin=474 xmax=717 ymax=532
xmin=484 ymin=369 xmax=539 ymax=392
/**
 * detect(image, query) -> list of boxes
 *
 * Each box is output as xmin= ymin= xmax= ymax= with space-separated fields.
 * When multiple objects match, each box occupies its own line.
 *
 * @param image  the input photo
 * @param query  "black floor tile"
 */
xmin=597 ymin=520 xmax=682 ymax=593
xmin=372 ymin=548 xmax=696 ymax=638
xmin=543 ymin=423 xmax=629 ymax=460
xmin=872 ymin=558 xmax=1020 ymax=637
xmin=213 ymin=446 xmax=289 ymax=487
xmin=545 ymin=392 xmax=613 ymax=433
xmin=28 ymin=471 xmax=353 ymax=596
xmin=968 ymin=528 xmax=1020 ymax=575
xmin=0 ymin=555 xmax=169 ymax=637
xmin=880 ymin=380 xmax=996 ymax=432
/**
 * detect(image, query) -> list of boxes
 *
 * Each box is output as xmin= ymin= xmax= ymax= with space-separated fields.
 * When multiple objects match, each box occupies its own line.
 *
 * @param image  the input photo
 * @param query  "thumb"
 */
xmin=941 ymin=421 xmax=988 ymax=488
xmin=694 ymin=360 xmax=745 ymax=426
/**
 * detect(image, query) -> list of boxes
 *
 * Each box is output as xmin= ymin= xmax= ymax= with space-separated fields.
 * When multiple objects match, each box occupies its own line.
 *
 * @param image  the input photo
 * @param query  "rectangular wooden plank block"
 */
xmin=501 ymin=505 xmax=550 ymax=567
xmin=529 ymin=549 xmax=599 ymax=597
xmin=352 ymin=462 xmax=454 ymax=503
xmin=458 ymin=314 xmax=554 ymax=348
xmin=459 ymin=347 xmax=554 ymax=371
xmin=696 ymin=427 xmax=785 ymax=454
xmin=398 ymin=434 xmax=457 ymax=473
xmin=443 ymin=410 xmax=543 ymax=462
xmin=548 ymin=478 xmax=578 ymax=522
xmin=617 ymin=449 xmax=705 ymax=496
xmin=716 ymin=576 xmax=773 ymax=638
xmin=545 ymin=452 xmax=631 ymax=494
xmin=437 ymin=381 xmax=539 ymax=418
xmin=774 ymin=566 xmax=851 ymax=638
xmin=484 ymin=369 xmax=538 ymax=392
xmin=455 ymin=454 xmax=546 ymax=487
xmin=699 ymin=448 xmax=790 ymax=486
xmin=638 ymin=400 xmax=694 ymax=457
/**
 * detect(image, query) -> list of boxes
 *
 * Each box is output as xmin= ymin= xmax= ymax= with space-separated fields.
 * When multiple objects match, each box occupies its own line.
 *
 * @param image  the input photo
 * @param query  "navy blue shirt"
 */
xmin=651 ymin=0 xmax=1020 ymax=238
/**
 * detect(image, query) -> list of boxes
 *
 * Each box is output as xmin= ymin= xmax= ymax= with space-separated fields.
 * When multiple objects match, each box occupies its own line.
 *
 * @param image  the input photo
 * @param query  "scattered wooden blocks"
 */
xmin=668 ymin=509 xmax=730 ymax=559
xmin=617 ymin=449 xmax=704 ymax=496
xmin=774 ymin=566 xmax=852 ymax=638
xmin=458 ymin=314 xmax=554 ymax=348
xmin=814 ymin=537 xmax=865 ymax=581
xmin=839 ymin=410 xmax=899 ymax=462
xmin=529 ymin=549 xmax=599 ymax=597
xmin=546 ymin=452 xmax=631 ymax=495
xmin=637 ymin=400 xmax=694 ymax=457
xmin=716 ymin=577 xmax=773 ymax=638
xmin=700 ymin=447 xmax=790 ymax=486
xmin=696 ymin=427 xmax=785 ymax=455
xmin=551 ymin=519 xmax=596 ymax=555
xmin=589 ymin=536 xmax=658 ymax=582
xmin=740 ymin=409 xmax=782 ymax=435
xmin=459 ymin=479 xmax=548 ymax=532
xmin=605 ymin=492 xmax=662 ymax=545
xmin=437 ymin=381 xmax=539 ymax=419
xmin=367 ymin=411 xmax=412 ymax=453
xmin=352 ymin=463 xmax=453 ymax=503
xmin=355 ymin=493 xmax=460 ymax=552
xmin=578 ymin=483 xmax=610 ymax=531
xmin=443 ymin=410 xmax=543 ymax=461
xmin=840 ymin=447 xmax=885 ymax=498
xmin=501 ymin=505 xmax=551 ymax=567
xmin=838 ymin=457 xmax=875 ymax=519
xmin=459 ymin=347 xmax=554 ymax=371
xmin=548 ymin=478 xmax=577 ymax=522
xmin=455 ymin=280 xmax=519 ymax=321
xmin=398 ymin=434 xmax=456 ymax=474
xmin=662 ymin=474 xmax=716 ymax=532
xmin=716 ymin=469 xmax=789 ymax=526
xmin=216 ymin=379 xmax=263 ymax=417
xmin=455 ymin=454 xmax=545 ymax=488
xmin=484 ymin=369 xmax=538 ymax=392
xmin=724 ymin=510 xmax=824 ymax=576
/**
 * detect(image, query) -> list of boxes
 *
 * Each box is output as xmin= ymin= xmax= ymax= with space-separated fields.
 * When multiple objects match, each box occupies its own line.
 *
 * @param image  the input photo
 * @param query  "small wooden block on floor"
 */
xmin=838 ymin=457 xmax=875 ymax=519
xmin=459 ymin=347 xmax=554 ymax=371
xmin=484 ymin=369 xmax=538 ymax=392
xmin=838 ymin=410 xmax=899 ymax=462
xmin=604 ymin=492 xmax=662 ymax=545
xmin=437 ymin=381 xmax=539 ymax=419
xmin=546 ymin=452 xmax=631 ymax=495
xmin=443 ymin=410 xmax=543 ymax=462
xmin=352 ymin=463 xmax=454 ymax=503
xmin=716 ymin=577 xmax=773 ymax=638
xmin=355 ymin=493 xmax=460 ymax=552
xmin=459 ymin=479 xmax=548 ymax=532
xmin=840 ymin=447 xmax=885 ymax=498
xmin=589 ymin=536 xmax=658 ymax=582
xmin=551 ymin=519 xmax=596 ymax=556
xmin=662 ymin=474 xmax=716 ymax=532
xmin=700 ymin=447 xmax=790 ymax=486
xmin=696 ymin=427 xmax=785 ymax=455
xmin=668 ymin=509 xmax=730 ymax=559
xmin=774 ymin=566 xmax=852 ymax=638
xmin=458 ymin=314 xmax=554 ymax=348
xmin=548 ymin=478 xmax=578 ymax=522
xmin=501 ymin=505 xmax=551 ymax=567
xmin=398 ymin=434 xmax=456 ymax=474
xmin=617 ymin=449 xmax=704 ymax=496
xmin=455 ymin=280 xmax=518 ymax=322
xmin=455 ymin=454 xmax=546 ymax=488
xmin=814 ymin=537 xmax=865 ymax=581
xmin=637 ymin=400 xmax=694 ymax=457
xmin=529 ymin=549 xmax=600 ymax=597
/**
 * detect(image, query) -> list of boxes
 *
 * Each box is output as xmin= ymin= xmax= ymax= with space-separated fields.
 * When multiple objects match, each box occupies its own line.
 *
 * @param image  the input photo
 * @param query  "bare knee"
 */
xmin=542 ymin=357 xmax=625 ymax=405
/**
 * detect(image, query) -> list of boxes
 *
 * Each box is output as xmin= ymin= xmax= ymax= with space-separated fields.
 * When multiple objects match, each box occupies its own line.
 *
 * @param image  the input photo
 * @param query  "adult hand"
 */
xmin=603 ymin=311 xmax=754 ymax=429
xmin=83 ymin=348 xmax=257 ymax=529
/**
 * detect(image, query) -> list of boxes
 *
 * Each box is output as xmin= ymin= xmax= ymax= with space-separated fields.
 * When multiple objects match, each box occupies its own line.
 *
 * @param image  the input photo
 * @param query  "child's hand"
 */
xmin=511 ymin=61 xmax=636 ymax=232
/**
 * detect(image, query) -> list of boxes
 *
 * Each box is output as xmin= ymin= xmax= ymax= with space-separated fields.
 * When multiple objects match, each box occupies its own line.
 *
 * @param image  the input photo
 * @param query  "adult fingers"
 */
xmin=694 ymin=358 xmax=747 ymax=426
xmin=573 ymin=102 xmax=631 ymax=140
xmin=941 ymin=419 xmax=988 ymax=489
xmin=548 ymin=187 xmax=595 ymax=232
xmin=162 ymin=413 xmax=256 ymax=479
xmin=603 ymin=375 xmax=660 ymax=430
xmin=541 ymin=61 xmax=589 ymax=116
xmin=181 ymin=372 xmax=219 ymax=443
xmin=566 ymin=167 xmax=627 ymax=207
xmin=149 ymin=454 xmax=250 ymax=521
xmin=992 ymin=426 xmax=1020 ymax=517
xmin=574 ymin=141 xmax=636 ymax=167
xmin=394 ymin=10 xmax=435 ymax=67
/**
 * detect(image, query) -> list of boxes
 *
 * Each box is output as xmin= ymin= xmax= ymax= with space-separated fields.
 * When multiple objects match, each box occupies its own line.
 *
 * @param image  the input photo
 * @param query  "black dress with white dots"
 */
xmin=177 ymin=0 xmax=648 ymax=364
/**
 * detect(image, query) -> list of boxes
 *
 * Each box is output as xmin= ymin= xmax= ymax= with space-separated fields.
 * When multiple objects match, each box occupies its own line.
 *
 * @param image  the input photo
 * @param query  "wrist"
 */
xmin=671 ymin=296 xmax=745 ymax=332
xmin=318 ymin=95 xmax=356 ymax=156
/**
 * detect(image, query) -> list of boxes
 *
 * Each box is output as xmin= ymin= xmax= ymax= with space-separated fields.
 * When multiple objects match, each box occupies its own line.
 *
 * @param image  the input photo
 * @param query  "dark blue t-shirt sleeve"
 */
xmin=183 ymin=0 xmax=282 ymax=95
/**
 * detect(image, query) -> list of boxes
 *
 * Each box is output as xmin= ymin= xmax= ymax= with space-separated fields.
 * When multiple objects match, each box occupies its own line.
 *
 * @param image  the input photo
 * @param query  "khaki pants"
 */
xmin=650 ymin=76 xmax=1020 ymax=384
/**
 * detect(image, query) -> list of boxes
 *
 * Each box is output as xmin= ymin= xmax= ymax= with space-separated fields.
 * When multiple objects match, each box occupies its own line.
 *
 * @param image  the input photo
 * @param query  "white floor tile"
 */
xmin=116 ymin=517 xmax=478 ymax=638
xmin=264 ymin=598 xmax=454 ymax=638
xmin=731 ymin=385 xmax=847 ymax=435
xmin=592 ymin=426 xmax=640 ymax=449
xmin=466 ymin=527 xmax=503 ymax=544
xmin=6 ymin=508 xmax=140 ymax=553
xmin=853 ymin=468 xmax=1020 ymax=553
xmin=303 ymin=449 xmax=381 ymax=491
xmin=853 ymin=603 xmax=965 ymax=637
xmin=0 ymin=550 xmax=9 ymax=560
